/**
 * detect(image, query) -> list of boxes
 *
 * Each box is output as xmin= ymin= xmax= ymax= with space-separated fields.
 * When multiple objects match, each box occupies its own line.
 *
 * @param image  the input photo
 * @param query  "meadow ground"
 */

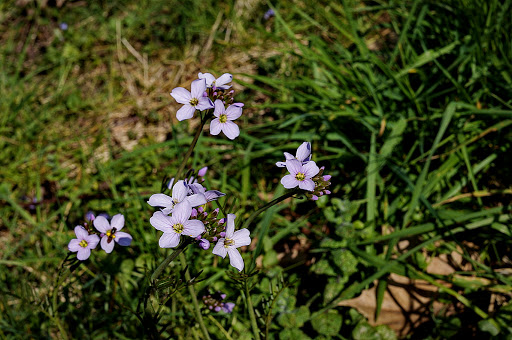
xmin=1 ymin=0 xmax=512 ymax=339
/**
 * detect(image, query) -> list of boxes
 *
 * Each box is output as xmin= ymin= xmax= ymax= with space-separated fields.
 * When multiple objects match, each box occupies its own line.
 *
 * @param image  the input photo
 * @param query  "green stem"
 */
xmin=151 ymin=240 xmax=189 ymax=282
xmin=174 ymin=111 xmax=210 ymax=181
xmin=240 ymin=188 xmax=301 ymax=231
xmin=179 ymin=252 xmax=211 ymax=340
xmin=245 ymin=280 xmax=261 ymax=340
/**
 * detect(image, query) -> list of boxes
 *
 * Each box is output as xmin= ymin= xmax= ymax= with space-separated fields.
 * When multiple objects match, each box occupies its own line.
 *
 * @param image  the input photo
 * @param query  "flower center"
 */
xmin=173 ymin=223 xmax=184 ymax=233
xmin=224 ymin=238 xmax=235 ymax=247
xmin=189 ymin=98 xmax=199 ymax=106
xmin=219 ymin=114 xmax=228 ymax=123
xmin=106 ymin=230 xmax=116 ymax=238
xmin=295 ymin=172 xmax=306 ymax=181
xmin=79 ymin=240 xmax=88 ymax=248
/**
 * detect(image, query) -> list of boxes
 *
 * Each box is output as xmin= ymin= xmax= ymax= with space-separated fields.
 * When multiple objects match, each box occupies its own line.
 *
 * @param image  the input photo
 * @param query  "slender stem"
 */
xmin=179 ymin=252 xmax=211 ymax=340
xmin=244 ymin=280 xmax=261 ymax=340
xmin=151 ymin=241 xmax=189 ymax=282
xmin=240 ymin=188 xmax=302 ymax=231
xmin=175 ymin=111 xmax=210 ymax=181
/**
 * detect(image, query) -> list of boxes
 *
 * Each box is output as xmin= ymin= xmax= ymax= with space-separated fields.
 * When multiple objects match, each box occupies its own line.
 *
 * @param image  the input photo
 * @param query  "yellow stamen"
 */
xmin=190 ymin=98 xmax=199 ymax=106
xmin=219 ymin=114 xmax=228 ymax=123
xmin=295 ymin=172 xmax=306 ymax=181
xmin=79 ymin=240 xmax=88 ymax=248
xmin=173 ymin=223 xmax=184 ymax=233
xmin=224 ymin=238 xmax=235 ymax=247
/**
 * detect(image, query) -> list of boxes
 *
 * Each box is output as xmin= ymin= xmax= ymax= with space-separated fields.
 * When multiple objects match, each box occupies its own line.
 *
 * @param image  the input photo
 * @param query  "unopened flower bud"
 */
xmin=220 ymin=232 xmax=226 ymax=237
xmin=324 ymin=190 xmax=331 ymax=195
xmin=323 ymin=175 xmax=331 ymax=181
xmin=220 ymin=293 xmax=227 ymax=299
xmin=311 ymin=195 xmax=319 ymax=201
xmin=85 ymin=211 xmax=95 ymax=221
xmin=198 ymin=166 xmax=208 ymax=177
xmin=199 ymin=239 xmax=210 ymax=250
xmin=191 ymin=208 xmax=198 ymax=217
xmin=198 ymin=206 xmax=204 ymax=213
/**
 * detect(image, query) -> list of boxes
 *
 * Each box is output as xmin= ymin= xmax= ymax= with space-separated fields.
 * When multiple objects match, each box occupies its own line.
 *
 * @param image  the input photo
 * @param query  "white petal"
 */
xmin=170 ymin=87 xmax=191 ymax=104
xmin=298 ymin=179 xmax=315 ymax=191
xmin=210 ymin=118 xmax=222 ymax=135
xmin=110 ymin=214 xmax=125 ymax=231
xmin=172 ymin=201 xmax=192 ymax=224
xmin=76 ymin=248 xmax=91 ymax=261
xmin=225 ymin=105 xmax=242 ymax=120
xmin=172 ymin=180 xmax=188 ymax=203
xmin=159 ymin=232 xmax=180 ymax=248
xmin=150 ymin=211 xmax=172 ymax=232
xmin=183 ymin=220 xmax=205 ymax=237
xmin=232 ymin=229 xmax=251 ymax=247
xmin=215 ymin=73 xmax=233 ymax=88
xmin=186 ymin=193 xmax=207 ymax=207
xmin=281 ymin=174 xmax=299 ymax=189
xmin=296 ymin=142 xmax=311 ymax=162
xmin=198 ymin=72 xmax=216 ymax=87
xmin=284 ymin=152 xmax=294 ymax=160
xmin=303 ymin=161 xmax=320 ymax=178
xmin=221 ymin=121 xmax=239 ymax=140
xmin=68 ymin=239 xmax=81 ymax=252
xmin=74 ymin=225 xmax=89 ymax=239
xmin=212 ymin=239 xmax=227 ymax=258
xmin=176 ymin=105 xmax=196 ymax=121
xmin=191 ymin=79 xmax=207 ymax=98
xmin=285 ymin=159 xmax=302 ymax=175
xmin=226 ymin=214 xmax=236 ymax=238
xmin=93 ymin=217 xmax=110 ymax=233
xmin=213 ymin=99 xmax=225 ymax=117
xmin=196 ymin=97 xmax=214 ymax=111
xmin=101 ymin=236 xmax=115 ymax=253
xmin=148 ymin=193 xmax=173 ymax=209
xmin=227 ymin=248 xmax=244 ymax=272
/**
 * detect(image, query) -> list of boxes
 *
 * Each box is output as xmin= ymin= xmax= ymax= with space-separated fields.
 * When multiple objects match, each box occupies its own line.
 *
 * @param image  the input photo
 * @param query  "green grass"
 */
xmin=1 ymin=0 xmax=512 ymax=339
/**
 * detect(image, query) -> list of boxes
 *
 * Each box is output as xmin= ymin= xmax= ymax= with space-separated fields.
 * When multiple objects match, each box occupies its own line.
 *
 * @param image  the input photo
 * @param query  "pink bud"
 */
xmin=213 ymin=92 xmax=218 ymax=96
xmin=220 ymin=294 xmax=227 ymax=299
xmin=191 ymin=208 xmax=198 ymax=217
xmin=320 ymin=166 xmax=325 ymax=170
xmin=323 ymin=175 xmax=331 ymax=181
xmin=311 ymin=195 xmax=319 ymax=201
xmin=220 ymin=232 xmax=226 ymax=237
xmin=198 ymin=206 xmax=204 ymax=213
xmin=198 ymin=166 xmax=208 ymax=177
xmin=324 ymin=190 xmax=331 ymax=195
xmin=319 ymin=192 xmax=323 ymax=196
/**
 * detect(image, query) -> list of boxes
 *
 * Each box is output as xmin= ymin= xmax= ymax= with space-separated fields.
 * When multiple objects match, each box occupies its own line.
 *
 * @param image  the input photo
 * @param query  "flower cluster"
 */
xmin=68 ymin=212 xmax=132 ymax=261
xmin=170 ymin=72 xmax=243 ymax=140
xmin=149 ymin=168 xmax=251 ymax=272
xmin=278 ymin=142 xmax=332 ymax=199
xmin=202 ymin=291 xmax=235 ymax=313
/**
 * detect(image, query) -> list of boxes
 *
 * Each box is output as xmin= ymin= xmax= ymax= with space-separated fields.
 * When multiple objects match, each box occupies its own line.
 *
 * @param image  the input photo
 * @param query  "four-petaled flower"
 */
xmin=210 ymin=100 xmax=242 ymax=140
xmin=68 ymin=226 xmax=100 ymax=260
xmin=198 ymin=72 xmax=233 ymax=90
xmin=93 ymin=214 xmax=132 ymax=253
xmin=280 ymin=159 xmax=319 ymax=191
xmin=276 ymin=142 xmax=311 ymax=167
xmin=171 ymin=79 xmax=214 ymax=121
xmin=212 ymin=214 xmax=251 ymax=271
xmin=150 ymin=202 xmax=206 ymax=248
xmin=148 ymin=180 xmax=207 ymax=215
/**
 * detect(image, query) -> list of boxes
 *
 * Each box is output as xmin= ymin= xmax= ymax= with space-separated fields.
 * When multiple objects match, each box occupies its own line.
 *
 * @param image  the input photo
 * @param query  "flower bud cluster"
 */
xmin=192 ymin=207 xmax=226 ymax=250
xmin=305 ymin=166 xmax=332 ymax=201
xmin=202 ymin=292 xmax=235 ymax=313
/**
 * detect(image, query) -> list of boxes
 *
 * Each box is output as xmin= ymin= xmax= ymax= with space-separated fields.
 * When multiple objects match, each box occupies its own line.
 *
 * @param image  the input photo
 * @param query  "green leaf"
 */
xmin=311 ymin=310 xmax=342 ymax=336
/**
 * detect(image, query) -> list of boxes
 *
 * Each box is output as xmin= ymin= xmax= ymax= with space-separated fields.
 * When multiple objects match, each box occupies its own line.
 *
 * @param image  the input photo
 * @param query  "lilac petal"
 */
xmin=93 ymin=216 xmax=111 ymax=233
xmin=205 ymin=190 xmax=225 ymax=202
xmin=198 ymin=72 xmax=216 ymax=87
xmin=183 ymin=220 xmax=206 ymax=237
xmin=167 ymin=178 xmax=175 ymax=190
xmin=68 ymin=239 xmax=81 ymax=252
xmin=199 ymin=239 xmax=210 ymax=250
xmin=172 ymin=180 xmax=188 ymax=203
xmin=227 ymin=248 xmax=244 ymax=272
xmin=150 ymin=211 xmax=172 ymax=232
xmin=86 ymin=234 xmax=100 ymax=249
xmin=213 ymin=99 xmax=225 ymax=117
xmin=215 ymin=73 xmax=233 ymax=89
xmin=221 ymin=121 xmax=239 ymax=140
xmin=74 ymin=225 xmax=89 ymax=239
xmin=189 ymin=183 xmax=206 ymax=194
xmin=284 ymin=152 xmax=295 ymax=160
xmin=210 ymin=118 xmax=222 ymax=135
xmin=114 ymin=232 xmax=132 ymax=246
xmin=186 ymin=193 xmax=207 ymax=207
xmin=111 ymin=214 xmax=125 ymax=231
xmin=303 ymin=161 xmax=320 ymax=178
xmin=101 ymin=236 xmax=115 ymax=253
xmin=225 ymin=105 xmax=242 ymax=120
xmin=159 ymin=232 xmax=180 ymax=248
xmin=77 ymin=248 xmax=91 ymax=261
xmin=285 ymin=159 xmax=302 ymax=175
xmin=172 ymin=201 xmax=192 ymax=224
xmin=226 ymin=214 xmax=236 ymax=238
xmin=176 ymin=105 xmax=196 ymax=121
xmin=191 ymin=79 xmax=207 ymax=98
xmin=281 ymin=174 xmax=299 ymax=189
xmin=170 ymin=87 xmax=192 ymax=104
xmin=275 ymin=161 xmax=287 ymax=168
xmin=296 ymin=142 xmax=311 ymax=162
xmin=148 ymin=193 xmax=173 ymax=209
xmin=196 ymin=97 xmax=214 ymax=111
xmin=298 ymin=179 xmax=315 ymax=191
xmin=232 ymin=229 xmax=251 ymax=247
xmin=212 ymin=239 xmax=227 ymax=258
xmin=233 ymin=102 xmax=244 ymax=107
xmin=198 ymin=167 xmax=208 ymax=177
xmin=222 ymin=302 xmax=235 ymax=313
